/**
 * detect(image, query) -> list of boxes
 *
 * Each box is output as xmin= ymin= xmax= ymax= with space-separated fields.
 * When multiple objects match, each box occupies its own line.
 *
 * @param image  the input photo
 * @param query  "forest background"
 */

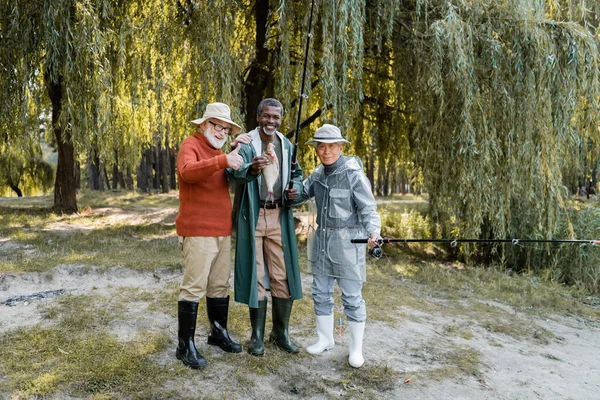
xmin=2 ymin=0 xmax=600 ymax=293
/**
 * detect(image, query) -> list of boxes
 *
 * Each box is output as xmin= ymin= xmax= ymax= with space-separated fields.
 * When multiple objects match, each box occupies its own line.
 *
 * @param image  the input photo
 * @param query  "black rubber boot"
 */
xmin=248 ymin=298 xmax=268 ymax=356
xmin=206 ymin=296 xmax=242 ymax=353
xmin=269 ymin=296 xmax=299 ymax=354
xmin=175 ymin=301 xmax=207 ymax=369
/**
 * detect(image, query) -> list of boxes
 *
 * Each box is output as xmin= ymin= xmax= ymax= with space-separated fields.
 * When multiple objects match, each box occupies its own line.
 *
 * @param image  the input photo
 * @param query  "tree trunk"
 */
xmin=125 ymin=166 xmax=134 ymax=190
xmin=137 ymin=154 xmax=148 ymax=193
xmin=153 ymin=144 xmax=160 ymax=190
xmin=48 ymin=77 xmax=78 ymax=214
xmin=89 ymin=149 xmax=103 ymax=190
xmin=103 ymin=165 xmax=111 ymax=190
xmin=112 ymin=150 xmax=119 ymax=190
xmin=243 ymin=0 xmax=271 ymax=130
xmin=147 ymin=147 xmax=155 ymax=192
xmin=8 ymin=183 xmax=23 ymax=197
xmin=160 ymin=145 xmax=169 ymax=193
xmin=367 ymin=147 xmax=375 ymax=194
xmin=170 ymin=147 xmax=177 ymax=190
xmin=75 ymin=161 xmax=80 ymax=190
xmin=383 ymin=164 xmax=390 ymax=196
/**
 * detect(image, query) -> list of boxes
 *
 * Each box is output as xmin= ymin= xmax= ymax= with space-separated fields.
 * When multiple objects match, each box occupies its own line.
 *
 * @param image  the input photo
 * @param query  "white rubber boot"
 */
xmin=348 ymin=321 xmax=365 ymax=368
xmin=306 ymin=314 xmax=335 ymax=355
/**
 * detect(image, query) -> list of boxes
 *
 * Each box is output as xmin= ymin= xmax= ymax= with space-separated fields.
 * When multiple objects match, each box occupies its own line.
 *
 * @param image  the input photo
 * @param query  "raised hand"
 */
xmin=227 ymin=145 xmax=243 ymax=170
xmin=231 ymin=133 xmax=252 ymax=148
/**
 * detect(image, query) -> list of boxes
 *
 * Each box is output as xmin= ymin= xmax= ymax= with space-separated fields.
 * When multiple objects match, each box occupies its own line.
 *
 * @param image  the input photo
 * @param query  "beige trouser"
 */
xmin=178 ymin=236 xmax=232 ymax=302
xmin=256 ymin=208 xmax=290 ymax=300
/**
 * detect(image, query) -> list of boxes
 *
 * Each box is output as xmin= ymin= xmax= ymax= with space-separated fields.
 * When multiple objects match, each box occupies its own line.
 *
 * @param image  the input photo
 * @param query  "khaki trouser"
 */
xmin=178 ymin=236 xmax=232 ymax=302
xmin=255 ymin=208 xmax=290 ymax=300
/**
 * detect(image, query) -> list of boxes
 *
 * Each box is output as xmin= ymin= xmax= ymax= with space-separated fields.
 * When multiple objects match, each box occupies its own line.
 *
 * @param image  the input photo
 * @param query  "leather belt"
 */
xmin=260 ymin=201 xmax=282 ymax=209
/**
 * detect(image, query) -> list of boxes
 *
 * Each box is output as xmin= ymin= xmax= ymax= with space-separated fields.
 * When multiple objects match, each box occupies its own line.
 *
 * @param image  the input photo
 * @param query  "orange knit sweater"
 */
xmin=175 ymin=132 xmax=232 ymax=237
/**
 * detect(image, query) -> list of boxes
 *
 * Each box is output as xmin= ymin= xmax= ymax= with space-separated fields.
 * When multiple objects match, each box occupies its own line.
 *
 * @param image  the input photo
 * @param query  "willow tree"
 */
xmin=0 ymin=0 xmax=124 ymax=212
xmin=403 ymin=1 xmax=600 ymax=244
xmin=371 ymin=0 xmax=600 ymax=288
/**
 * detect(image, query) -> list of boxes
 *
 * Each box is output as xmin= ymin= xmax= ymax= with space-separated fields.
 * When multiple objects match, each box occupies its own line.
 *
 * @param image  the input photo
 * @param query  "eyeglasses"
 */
xmin=208 ymin=121 xmax=233 ymax=134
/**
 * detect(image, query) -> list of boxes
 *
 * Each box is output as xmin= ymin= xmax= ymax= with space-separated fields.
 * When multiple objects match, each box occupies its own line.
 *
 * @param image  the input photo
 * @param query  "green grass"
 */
xmin=426 ymin=345 xmax=484 ymax=381
xmin=379 ymin=201 xmax=429 ymax=215
xmin=78 ymin=190 xmax=180 ymax=209
xmin=0 ymin=200 xmax=181 ymax=273
xmin=0 ymin=325 xmax=172 ymax=399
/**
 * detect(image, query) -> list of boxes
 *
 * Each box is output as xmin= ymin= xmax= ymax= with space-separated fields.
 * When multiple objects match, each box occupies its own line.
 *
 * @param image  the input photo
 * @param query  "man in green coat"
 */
xmin=229 ymin=98 xmax=303 ymax=356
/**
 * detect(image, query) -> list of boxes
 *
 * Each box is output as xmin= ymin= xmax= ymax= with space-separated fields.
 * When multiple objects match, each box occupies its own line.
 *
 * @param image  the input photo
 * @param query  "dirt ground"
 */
xmin=1 ymin=205 xmax=600 ymax=399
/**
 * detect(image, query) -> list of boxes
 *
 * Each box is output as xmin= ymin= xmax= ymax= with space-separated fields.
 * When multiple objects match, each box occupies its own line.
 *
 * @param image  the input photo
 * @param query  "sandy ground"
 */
xmin=1 ymin=264 xmax=599 ymax=399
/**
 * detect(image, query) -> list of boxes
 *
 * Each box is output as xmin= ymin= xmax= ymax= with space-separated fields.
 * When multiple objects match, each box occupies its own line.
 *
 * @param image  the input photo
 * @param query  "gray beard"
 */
xmin=261 ymin=126 xmax=276 ymax=136
xmin=204 ymin=132 xmax=227 ymax=149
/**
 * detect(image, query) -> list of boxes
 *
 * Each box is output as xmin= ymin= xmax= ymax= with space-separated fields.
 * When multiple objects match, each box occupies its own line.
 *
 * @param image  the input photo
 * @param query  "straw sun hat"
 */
xmin=191 ymin=102 xmax=242 ymax=135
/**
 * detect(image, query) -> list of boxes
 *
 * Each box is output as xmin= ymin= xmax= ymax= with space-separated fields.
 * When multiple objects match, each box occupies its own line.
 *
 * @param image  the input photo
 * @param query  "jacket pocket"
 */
xmin=326 ymin=228 xmax=358 ymax=265
xmin=328 ymin=188 xmax=352 ymax=220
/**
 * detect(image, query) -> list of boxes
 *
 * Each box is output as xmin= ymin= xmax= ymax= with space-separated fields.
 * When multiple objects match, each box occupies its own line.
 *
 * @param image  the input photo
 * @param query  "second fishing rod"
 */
xmin=350 ymin=237 xmax=600 ymax=259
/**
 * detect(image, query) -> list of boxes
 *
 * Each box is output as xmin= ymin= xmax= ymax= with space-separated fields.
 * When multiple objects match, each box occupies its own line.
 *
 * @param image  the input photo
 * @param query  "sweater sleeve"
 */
xmin=177 ymin=139 xmax=229 ymax=183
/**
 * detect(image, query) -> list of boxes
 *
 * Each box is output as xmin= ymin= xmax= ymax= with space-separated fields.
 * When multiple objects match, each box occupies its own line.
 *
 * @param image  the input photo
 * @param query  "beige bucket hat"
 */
xmin=191 ymin=102 xmax=242 ymax=135
xmin=305 ymin=124 xmax=350 ymax=146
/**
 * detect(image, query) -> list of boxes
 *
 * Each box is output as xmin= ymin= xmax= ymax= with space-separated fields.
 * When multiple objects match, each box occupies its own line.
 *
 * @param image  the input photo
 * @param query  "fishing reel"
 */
xmin=368 ymin=239 xmax=384 ymax=259
xmin=368 ymin=245 xmax=383 ymax=259
xmin=351 ymin=238 xmax=385 ymax=259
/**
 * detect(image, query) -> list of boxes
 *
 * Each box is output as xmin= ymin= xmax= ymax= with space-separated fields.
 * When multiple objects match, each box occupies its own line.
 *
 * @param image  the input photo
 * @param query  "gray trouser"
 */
xmin=311 ymin=274 xmax=366 ymax=322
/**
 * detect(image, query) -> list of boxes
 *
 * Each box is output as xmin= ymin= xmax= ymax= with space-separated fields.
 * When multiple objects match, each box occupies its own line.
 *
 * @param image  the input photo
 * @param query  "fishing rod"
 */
xmin=350 ymin=238 xmax=600 ymax=259
xmin=288 ymin=0 xmax=316 ymax=192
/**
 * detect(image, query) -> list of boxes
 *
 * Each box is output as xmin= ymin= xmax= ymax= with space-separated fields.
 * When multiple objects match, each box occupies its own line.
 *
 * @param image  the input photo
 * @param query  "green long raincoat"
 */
xmin=229 ymin=128 xmax=304 ymax=308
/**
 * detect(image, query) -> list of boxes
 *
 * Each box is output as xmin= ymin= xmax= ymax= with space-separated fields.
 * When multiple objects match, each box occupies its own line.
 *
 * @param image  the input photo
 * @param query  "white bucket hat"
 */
xmin=191 ymin=102 xmax=242 ymax=135
xmin=305 ymin=124 xmax=350 ymax=146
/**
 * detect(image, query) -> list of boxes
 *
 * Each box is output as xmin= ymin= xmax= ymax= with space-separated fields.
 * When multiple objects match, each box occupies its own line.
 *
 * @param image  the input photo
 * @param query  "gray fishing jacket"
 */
xmin=298 ymin=155 xmax=381 ymax=281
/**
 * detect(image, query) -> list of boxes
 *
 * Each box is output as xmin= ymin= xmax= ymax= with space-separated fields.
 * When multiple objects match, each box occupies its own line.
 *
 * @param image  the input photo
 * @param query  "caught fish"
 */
xmin=262 ymin=142 xmax=279 ymax=204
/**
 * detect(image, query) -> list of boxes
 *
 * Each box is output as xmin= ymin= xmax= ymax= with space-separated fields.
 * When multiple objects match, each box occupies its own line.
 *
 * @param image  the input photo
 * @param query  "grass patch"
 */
xmin=442 ymin=323 xmax=475 ymax=340
xmin=40 ymin=293 xmax=127 ymax=331
xmin=405 ymin=260 xmax=600 ymax=320
xmin=0 ymin=219 xmax=180 ymax=273
xmin=0 ymin=327 xmax=171 ymax=399
xmin=409 ymin=339 xmax=484 ymax=381
xmin=231 ymin=349 xmax=294 ymax=375
xmin=342 ymin=362 xmax=400 ymax=391
xmin=0 ymin=191 xmax=180 ymax=273
xmin=426 ymin=345 xmax=484 ymax=381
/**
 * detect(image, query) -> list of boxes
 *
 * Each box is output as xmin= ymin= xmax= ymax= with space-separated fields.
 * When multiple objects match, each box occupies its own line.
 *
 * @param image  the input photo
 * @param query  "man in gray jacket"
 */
xmin=296 ymin=124 xmax=381 ymax=368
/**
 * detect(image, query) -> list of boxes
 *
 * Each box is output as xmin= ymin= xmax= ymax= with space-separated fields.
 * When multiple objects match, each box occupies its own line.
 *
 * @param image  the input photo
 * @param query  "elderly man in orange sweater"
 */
xmin=175 ymin=102 xmax=250 ymax=369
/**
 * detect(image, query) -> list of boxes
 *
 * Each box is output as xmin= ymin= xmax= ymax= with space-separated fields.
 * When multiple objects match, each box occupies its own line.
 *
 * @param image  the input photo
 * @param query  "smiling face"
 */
xmin=257 ymin=106 xmax=282 ymax=138
xmin=315 ymin=142 xmax=343 ymax=166
xmin=202 ymin=119 xmax=231 ymax=149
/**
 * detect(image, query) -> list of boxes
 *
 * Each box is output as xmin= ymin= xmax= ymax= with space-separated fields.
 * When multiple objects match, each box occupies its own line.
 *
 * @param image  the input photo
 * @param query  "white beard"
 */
xmin=204 ymin=132 xmax=227 ymax=149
